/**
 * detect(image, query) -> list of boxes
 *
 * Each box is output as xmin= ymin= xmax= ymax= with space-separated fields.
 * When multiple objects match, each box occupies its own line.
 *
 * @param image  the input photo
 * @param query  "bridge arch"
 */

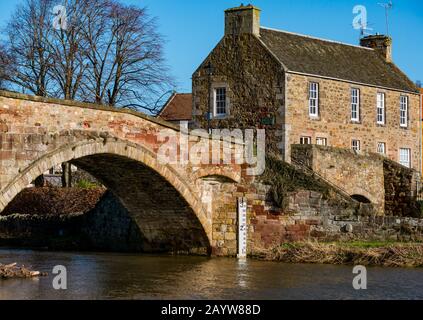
xmin=0 ymin=138 xmax=212 ymax=254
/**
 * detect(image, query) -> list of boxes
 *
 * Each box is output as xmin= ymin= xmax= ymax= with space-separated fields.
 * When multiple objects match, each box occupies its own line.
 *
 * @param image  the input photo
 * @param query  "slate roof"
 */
xmin=158 ymin=93 xmax=192 ymax=121
xmin=259 ymin=27 xmax=418 ymax=93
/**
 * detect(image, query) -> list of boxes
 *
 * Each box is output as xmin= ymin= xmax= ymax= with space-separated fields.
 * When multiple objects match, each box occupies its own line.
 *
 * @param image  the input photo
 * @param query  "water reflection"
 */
xmin=1 ymin=249 xmax=423 ymax=300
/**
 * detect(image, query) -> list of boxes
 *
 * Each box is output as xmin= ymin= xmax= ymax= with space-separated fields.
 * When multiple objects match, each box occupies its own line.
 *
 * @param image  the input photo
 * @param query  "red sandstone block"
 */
xmin=299 ymin=224 xmax=310 ymax=232
xmin=286 ymin=225 xmax=301 ymax=232
xmin=236 ymin=186 xmax=248 ymax=193
xmin=252 ymin=205 xmax=265 ymax=215
xmin=306 ymin=219 xmax=321 ymax=226
xmin=266 ymin=214 xmax=280 ymax=220
xmin=0 ymin=150 xmax=13 ymax=160
xmin=0 ymin=123 xmax=8 ymax=133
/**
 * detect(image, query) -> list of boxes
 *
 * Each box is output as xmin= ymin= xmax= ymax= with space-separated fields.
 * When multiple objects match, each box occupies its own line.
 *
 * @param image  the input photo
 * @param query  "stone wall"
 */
xmin=192 ymin=33 xmax=285 ymax=156
xmin=383 ymin=160 xmax=419 ymax=217
xmin=291 ymin=144 xmax=419 ymax=216
xmin=249 ymin=189 xmax=423 ymax=251
xmin=292 ymin=144 xmax=385 ymax=213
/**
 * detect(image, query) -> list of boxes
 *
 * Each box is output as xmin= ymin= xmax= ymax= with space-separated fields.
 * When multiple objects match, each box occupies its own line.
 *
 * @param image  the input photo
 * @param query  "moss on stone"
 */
xmin=260 ymin=156 xmax=331 ymax=208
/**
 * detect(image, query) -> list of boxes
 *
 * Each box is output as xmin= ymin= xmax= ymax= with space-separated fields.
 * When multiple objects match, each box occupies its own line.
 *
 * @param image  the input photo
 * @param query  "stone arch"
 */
xmin=349 ymin=187 xmax=376 ymax=204
xmin=0 ymin=139 xmax=212 ymax=254
xmin=351 ymin=194 xmax=372 ymax=204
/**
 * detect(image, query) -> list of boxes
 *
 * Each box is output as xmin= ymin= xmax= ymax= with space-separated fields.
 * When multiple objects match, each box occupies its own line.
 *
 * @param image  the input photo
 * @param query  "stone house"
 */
xmin=192 ymin=4 xmax=421 ymax=172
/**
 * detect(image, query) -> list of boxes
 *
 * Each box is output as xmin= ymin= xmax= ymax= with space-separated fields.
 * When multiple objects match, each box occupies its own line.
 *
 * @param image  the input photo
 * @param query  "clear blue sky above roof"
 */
xmin=1 ymin=0 xmax=422 ymax=92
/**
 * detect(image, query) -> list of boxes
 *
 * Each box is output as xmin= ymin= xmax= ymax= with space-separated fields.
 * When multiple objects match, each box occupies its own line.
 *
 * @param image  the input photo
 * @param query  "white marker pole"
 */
xmin=237 ymin=197 xmax=247 ymax=259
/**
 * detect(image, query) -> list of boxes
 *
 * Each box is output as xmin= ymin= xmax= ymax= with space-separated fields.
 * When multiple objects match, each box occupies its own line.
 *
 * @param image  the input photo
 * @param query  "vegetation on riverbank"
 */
xmin=257 ymin=242 xmax=423 ymax=267
xmin=1 ymin=187 xmax=105 ymax=216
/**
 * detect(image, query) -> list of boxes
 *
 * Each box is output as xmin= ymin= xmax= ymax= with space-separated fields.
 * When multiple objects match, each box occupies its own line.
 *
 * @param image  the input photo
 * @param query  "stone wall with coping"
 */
xmin=291 ymin=144 xmax=419 ymax=217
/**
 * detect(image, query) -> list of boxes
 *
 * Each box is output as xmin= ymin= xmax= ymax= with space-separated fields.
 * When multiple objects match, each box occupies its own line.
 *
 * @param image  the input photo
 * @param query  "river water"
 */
xmin=1 ymin=248 xmax=423 ymax=300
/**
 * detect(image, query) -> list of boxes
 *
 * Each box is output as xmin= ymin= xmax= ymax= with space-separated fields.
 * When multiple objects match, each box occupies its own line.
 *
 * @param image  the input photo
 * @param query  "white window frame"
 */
xmin=300 ymin=136 xmax=312 ymax=145
xmin=352 ymin=139 xmax=361 ymax=152
xmin=213 ymin=87 xmax=227 ymax=117
xmin=399 ymin=148 xmax=411 ymax=168
xmin=351 ymin=88 xmax=360 ymax=122
xmin=316 ymin=137 xmax=327 ymax=146
xmin=400 ymin=95 xmax=408 ymax=128
xmin=309 ymin=82 xmax=319 ymax=117
xmin=377 ymin=142 xmax=386 ymax=155
xmin=377 ymin=92 xmax=385 ymax=125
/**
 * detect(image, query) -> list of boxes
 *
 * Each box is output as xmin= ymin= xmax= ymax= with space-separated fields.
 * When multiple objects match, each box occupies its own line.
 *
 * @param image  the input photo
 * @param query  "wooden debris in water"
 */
xmin=0 ymin=262 xmax=47 ymax=279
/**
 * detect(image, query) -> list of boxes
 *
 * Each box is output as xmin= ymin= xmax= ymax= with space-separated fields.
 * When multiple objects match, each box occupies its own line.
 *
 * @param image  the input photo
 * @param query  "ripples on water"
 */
xmin=1 ymin=249 xmax=423 ymax=300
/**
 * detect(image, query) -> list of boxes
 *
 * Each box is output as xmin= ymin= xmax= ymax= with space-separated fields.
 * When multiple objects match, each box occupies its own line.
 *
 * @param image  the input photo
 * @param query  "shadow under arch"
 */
xmin=351 ymin=194 xmax=372 ymax=204
xmin=0 ymin=139 xmax=212 ymax=254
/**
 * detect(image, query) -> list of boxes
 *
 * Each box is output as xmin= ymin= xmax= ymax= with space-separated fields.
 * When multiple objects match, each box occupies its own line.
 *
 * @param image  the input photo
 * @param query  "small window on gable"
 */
xmin=400 ymin=96 xmax=408 ymax=128
xmin=300 ymin=136 xmax=312 ymax=145
xmin=309 ymin=82 xmax=319 ymax=117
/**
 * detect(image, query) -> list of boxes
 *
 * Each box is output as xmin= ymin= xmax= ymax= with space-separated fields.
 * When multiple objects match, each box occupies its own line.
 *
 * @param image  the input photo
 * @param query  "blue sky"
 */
xmin=1 ymin=0 xmax=422 ymax=92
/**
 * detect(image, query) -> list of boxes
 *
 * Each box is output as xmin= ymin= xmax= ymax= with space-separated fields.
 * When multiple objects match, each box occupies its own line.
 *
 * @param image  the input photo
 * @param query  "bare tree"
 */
xmin=46 ymin=0 xmax=88 ymax=100
xmin=0 ymin=45 xmax=13 ymax=90
xmin=4 ymin=0 xmax=53 ymax=96
xmin=80 ymin=1 xmax=172 ymax=113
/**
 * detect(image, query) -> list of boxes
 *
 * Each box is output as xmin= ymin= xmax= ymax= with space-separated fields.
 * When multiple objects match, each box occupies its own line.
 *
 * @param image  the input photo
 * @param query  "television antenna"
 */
xmin=378 ymin=1 xmax=393 ymax=35
xmin=359 ymin=21 xmax=374 ymax=37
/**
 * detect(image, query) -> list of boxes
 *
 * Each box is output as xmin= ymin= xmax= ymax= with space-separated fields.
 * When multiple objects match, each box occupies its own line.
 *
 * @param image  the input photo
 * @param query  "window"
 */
xmin=309 ymin=82 xmax=319 ymax=117
xmin=300 ymin=136 xmax=312 ymax=145
xmin=377 ymin=142 xmax=386 ymax=155
xmin=214 ymin=87 xmax=227 ymax=116
xmin=316 ymin=137 xmax=327 ymax=146
xmin=400 ymin=96 xmax=408 ymax=127
xmin=351 ymin=88 xmax=360 ymax=121
xmin=377 ymin=93 xmax=385 ymax=125
xmin=352 ymin=140 xmax=360 ymax=152
xmin=399 ymin=148 xmax=411 ymax=168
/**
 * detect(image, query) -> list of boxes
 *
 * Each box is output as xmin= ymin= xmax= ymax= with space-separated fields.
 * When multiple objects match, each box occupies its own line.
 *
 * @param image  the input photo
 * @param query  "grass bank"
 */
xmin=256 ymin=242 xmax=423 ymax=268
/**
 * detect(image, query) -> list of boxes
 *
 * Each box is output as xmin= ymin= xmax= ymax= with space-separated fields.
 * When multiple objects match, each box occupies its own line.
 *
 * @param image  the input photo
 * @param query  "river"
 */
xmin=1 ymin=248 xmax=423 ymax=300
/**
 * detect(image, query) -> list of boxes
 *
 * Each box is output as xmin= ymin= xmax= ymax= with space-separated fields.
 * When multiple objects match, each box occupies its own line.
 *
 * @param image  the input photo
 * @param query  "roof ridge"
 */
xmin=260 ymin=26 xmax=374 ymax=51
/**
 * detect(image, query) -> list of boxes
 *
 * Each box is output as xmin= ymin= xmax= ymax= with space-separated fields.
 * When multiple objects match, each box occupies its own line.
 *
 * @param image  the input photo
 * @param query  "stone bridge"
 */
xmin=0 ymin=91 xmax=418 ymax=256
xmin=0 ymin=91 xmax=258 ymax=256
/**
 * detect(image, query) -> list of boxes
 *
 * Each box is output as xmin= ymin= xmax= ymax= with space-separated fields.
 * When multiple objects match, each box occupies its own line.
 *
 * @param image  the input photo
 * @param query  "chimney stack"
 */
xmin=360 ymin=34 xmax=393 ymax=63
xmin=225 ymin=4 xmax=261 ymax=37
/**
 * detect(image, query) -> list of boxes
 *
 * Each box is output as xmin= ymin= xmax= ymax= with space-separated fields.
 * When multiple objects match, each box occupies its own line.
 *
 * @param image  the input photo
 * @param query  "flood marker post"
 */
xmin=237 ymin=197 xmax=248 ymax=259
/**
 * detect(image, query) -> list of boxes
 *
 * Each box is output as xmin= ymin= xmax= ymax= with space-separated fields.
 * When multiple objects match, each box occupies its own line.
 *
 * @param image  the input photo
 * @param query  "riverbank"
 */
xmin=256 ymin=242 xmax=423 ymax=267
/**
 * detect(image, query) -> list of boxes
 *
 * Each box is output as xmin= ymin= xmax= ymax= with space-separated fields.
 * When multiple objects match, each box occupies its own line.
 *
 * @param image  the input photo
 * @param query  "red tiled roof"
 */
xmin=159 ymin=93 xmax=192 ymax=121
